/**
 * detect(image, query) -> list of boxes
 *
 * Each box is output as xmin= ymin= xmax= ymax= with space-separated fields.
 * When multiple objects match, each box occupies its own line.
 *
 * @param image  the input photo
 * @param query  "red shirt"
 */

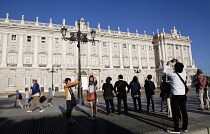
xmin=195 ymin=74 xmax=207 ymax=90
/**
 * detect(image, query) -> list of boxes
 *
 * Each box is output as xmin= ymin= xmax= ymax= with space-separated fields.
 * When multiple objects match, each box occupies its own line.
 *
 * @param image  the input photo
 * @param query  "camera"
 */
xmin=171 ymin=58 xmax=177 ymax=63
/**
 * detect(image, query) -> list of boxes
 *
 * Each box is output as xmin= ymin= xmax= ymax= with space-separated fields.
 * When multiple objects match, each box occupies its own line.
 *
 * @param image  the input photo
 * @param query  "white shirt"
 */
xmin=25 ymin=91 xmax=30 ymax=98
xmin=89 ymin=85 xmax=96 ymax=93
xmin=67 ymin=89 xmax=71 ymax=100
xmin=163 ymin=66 xmax=186 ymax=95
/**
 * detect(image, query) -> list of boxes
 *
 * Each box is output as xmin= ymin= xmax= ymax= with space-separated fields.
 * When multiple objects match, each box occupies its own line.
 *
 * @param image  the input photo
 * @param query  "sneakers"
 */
xmin=91 ymin=116 xmax=97 ymax=120
xmin=27 ymin=110 xmax=32 ymax=113
xmin=167 ymin=129 xmax=180 ymax=133
xmin=180 ymin=127 xmax=188 ymax=132
xmin=198 ymin=108 xmax=204 ymax=111
xmin=39 ymin=109 xmax=45 ymax=112
xmin=68 ymin=119 xmax=76 ymax=124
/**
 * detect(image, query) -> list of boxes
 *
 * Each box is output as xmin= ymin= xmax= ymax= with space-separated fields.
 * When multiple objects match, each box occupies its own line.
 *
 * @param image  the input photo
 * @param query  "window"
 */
xmin=114 ymin=43 xmax=117 ymax=48
xmin=27 ymin=36 xmax=31 ymax=42
xmin=41 ymin=37 xmax=46 ymax=43
xmin=132 ymin=45 xmax=136 ymax=49
xmin=25 ymin=77 xmax=31 ymax=86
xmin=40 ymin=77 xmax=45 ymax=86
xmin=168 ymin=45 xmax=171 ymax=49
xmin=176 ymin=46 xmax=179 ymax=49
xmin=25 ymin=55 xmax=32 ymax=64
xmin=68 ymin=40 xmax=72 ymax=44
xmin=123 ymin=44 xmax=127 ymax=48
xmin=54 ymin=77 xmax=60 ymax=84
xmin=55 ymin=38 xmax=59 ymax=43
xmin=141 ymin=45 xmax=144 ymax=50
xmin=11 ymin=35 xmax=16 ymax=41
xmin=103 ymin=42 xmax=107 ymax=47
xmin=40 ymin=56 xmax=46 ymax=64
xmin=8 ymin=77 xmax=14 ymax=87
xmin=149 ymin=46 xmax=152 ymax=50
xmin=8 ymin=53 xmax=16 ymax=64
xmin=54 ymin=57 xmax=60 ymax=65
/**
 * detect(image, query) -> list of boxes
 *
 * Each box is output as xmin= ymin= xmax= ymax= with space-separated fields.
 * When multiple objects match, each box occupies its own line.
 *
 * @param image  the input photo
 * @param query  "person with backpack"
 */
xmin=64 ymin=78 xmax=80 ymax=124
xmin=163 ymin=61 xmax=188 ymax=133
xmin=127 ymin=76 xmax=142 ymax=112
xmin=114 ymin=74 xmax=129 ymax=115
xmin=195 ymin=69 xmax=208 ymax=110
xmin=102 ymin=77 xmax=115 ymax=116
xmin=144 ymin=75 xmax=156 ymax=112
xmin=14 ymin=90 xmax=23 ymax=108
xmin=27 ymin=79 xmax=45 ymax=113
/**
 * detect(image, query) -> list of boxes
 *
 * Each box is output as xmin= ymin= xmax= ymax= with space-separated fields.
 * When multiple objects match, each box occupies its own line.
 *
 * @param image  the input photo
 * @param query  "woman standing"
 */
xmin=87 ymin=75 xmax=97 ymax=120
xmin=64 ymin=78 xmax=80 ymax=124
xmin=102 ymin=77 xmax=115 ymax=116
xmin=128 ymin=76 xmax=142 ymax=112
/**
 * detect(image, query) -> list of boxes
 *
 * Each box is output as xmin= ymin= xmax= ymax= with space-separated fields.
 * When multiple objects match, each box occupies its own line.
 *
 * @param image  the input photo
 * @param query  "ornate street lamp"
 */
xmin=60 ymin=18 xmax=96 ymax=105
xmin=134 ymin=67 xmax=141 ymax=76
xmin=47 ymin=66 xmax=58 ymax=95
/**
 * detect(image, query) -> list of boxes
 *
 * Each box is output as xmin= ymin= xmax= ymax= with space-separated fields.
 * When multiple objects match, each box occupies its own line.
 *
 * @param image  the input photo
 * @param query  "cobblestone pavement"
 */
xmin=0 ymin=88 xmax=210 ymax=134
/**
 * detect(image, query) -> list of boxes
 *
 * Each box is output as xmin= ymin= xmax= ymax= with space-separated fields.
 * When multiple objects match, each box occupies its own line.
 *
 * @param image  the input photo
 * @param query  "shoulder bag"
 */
xmin=68 ymin=87 xmax=77 ymax=106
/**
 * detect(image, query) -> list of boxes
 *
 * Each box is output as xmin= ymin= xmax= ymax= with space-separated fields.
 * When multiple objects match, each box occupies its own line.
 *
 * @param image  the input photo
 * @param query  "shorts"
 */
xmin=48 ymin=98 xmax=52 ymax=103
xmin=25 ymin=98 xmax=29 ymax=104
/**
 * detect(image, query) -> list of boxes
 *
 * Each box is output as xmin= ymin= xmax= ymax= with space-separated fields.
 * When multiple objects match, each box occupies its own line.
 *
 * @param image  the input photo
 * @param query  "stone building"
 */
xmin=0 ymin=13 xmax=197 ymax=93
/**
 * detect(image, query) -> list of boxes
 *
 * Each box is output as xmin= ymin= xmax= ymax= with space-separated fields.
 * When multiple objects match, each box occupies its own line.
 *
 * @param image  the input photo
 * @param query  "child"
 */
xmin=24 ymin=88 xmax=30 ymax=108
xmin=15 ymin=90 xmax=23 ymax=108
xmin=48 ymin=88 xmax=53 ymax=106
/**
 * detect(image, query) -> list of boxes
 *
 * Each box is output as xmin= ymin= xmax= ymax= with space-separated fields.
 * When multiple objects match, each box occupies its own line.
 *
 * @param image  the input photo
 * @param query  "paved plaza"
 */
xmin=0 ymin=88 xmax=210 ymax=134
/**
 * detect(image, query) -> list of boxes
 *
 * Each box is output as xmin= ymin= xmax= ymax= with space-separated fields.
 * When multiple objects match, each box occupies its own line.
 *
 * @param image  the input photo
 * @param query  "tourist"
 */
xmin=86 ymin=75 xmax=98 ymax=120
xmin=27 ymin=79 xmax=45 ymax=113
xmin=163 ymin=61 xmax=188 ymax=133
xmin=64 ymin=78 xmax=80 ymax=124
xmin=144 ymin=75 xmax=156 ymax=112
xmin=47 ymin=87 xmax=53 ymax=106
xmin=14 ymin=90 xmax=23 ymax=108
xmin=127 ymin=76 xmax=142 ymax=112
xmin=24 ymin=88 xmax=30 ymax=108
xmin=195 ymin=69 xmax=208 ymax=110
xmin=204 ymin=76 xmax=209 ymax=110
xmin=102 ymin=77 xmax=115 ymax=116
xmin=114 ymin=74 xmax=129 ymax=115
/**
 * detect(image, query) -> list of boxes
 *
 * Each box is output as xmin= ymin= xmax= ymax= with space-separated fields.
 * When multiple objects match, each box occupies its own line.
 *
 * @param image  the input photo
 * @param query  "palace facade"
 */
xmin=0 ymin=13 xmax=197 ymax=93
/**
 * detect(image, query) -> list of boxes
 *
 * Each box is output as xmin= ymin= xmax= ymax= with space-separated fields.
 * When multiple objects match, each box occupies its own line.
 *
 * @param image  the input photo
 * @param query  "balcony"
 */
xmin=113 ymin=66 xmax=120 ymax=68
xmin=124 ymin=66 xmax=130 ymax=69
xmin=133 ymin=66 xmax=139 ymax=69
xmin=23 ymin=64 xmax=32 ymax=67
xmin=7 ymin=64 xmax=17 ymax=67
xmin=105 ymin=66 xmax=110 ymax=68
xmin=39 ymin=64 xmax=47 ymax=67
xmin=53 ymin=64 xmax=61 ymax=67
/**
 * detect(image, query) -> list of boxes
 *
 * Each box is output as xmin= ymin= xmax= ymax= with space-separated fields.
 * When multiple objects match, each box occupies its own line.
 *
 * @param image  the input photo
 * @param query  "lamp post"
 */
xmin=60 ymin=18 xmax=96 ymax=105
xmin=48 ymin=66 xmax=58 ymax=95
xmin=134 ymin=67 xmax=141 ymax=80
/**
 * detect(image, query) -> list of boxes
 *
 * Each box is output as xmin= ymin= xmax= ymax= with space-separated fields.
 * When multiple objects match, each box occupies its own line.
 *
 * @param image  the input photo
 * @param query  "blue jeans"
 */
xmin=66 ymin=100 xmax=73 ymax=119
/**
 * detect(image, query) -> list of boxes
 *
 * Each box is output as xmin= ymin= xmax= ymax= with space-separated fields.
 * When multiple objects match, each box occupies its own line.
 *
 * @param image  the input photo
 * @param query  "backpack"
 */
xmin=19 ymin=93 xmax=22 ymax=99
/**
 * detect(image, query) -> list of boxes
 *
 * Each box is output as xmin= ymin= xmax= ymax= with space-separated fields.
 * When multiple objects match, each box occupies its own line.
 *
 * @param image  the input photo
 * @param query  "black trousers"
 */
xmin=66 ymin=100 xmax=73 ymax=119
xmin=171 ymin=95 xmax=188 ymax=131
xmin=117 ymin=96 xmax=128 ymax=114
xmin=146 ymin=95 xmax=154 ymax=112
xmin=132 ymin=96 xmax=142 ymax=111
xmin=105 ymin=99 xmax=114 ymax=114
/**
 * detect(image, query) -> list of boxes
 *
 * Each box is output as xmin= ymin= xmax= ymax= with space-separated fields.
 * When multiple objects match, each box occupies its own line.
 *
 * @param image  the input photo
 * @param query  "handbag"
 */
xmin=86 ymin=92 xmax=97 ymax=101
xmin=176 ymin=73 xmax=189 ymax=94
xmin=68 ymin=87 xmax=77 ymax=106
xmin=71 ymin=93 xmax=77 ymax=106
xmin=39 ymin=95 xmax=46 ymax=103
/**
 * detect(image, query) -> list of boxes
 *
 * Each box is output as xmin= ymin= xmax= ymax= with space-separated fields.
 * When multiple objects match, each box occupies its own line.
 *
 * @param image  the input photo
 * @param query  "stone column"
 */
xmin=98 ymin=41 xmax=102 ymax=67
xmin=119 ymin=43 xmax=123 ymax=69
xmin=173 ymin=44 xmax=176 ymax=59
xmin=129 ymin=43 xmax=133 ymax=69
xmin=87 ymin=42 xmax=91 ymax=67
xmin=1 ymin=34 xmax=8 ymax=67
xmin=47 ymin=37 xmax=53 ymax=67
xmin=137 ymin=44 xmax=142 ymax=69
xmin=33 ymin=36 xmax=38 ymax=67
xmin=158 ymin=44 xmax=162 ymax=68
xmin=109 ymin=42 xmax=113 ymax=68
xmin=164 ymin=43 xmax=168 ymax=62
xmin=181 ymin=45 xmax=185 ymax=63
xmin=188 ymin=45 xmax=193 ymax=66
xmin=146 ymin=45 xmax=150 ymax=69
xmin=17 ymin=35 xmax=24 ymax=67
xmin=161 ymin=41 xmax=166 ymax=62
xmin=61 ymin=39 xmax=66 ymax=67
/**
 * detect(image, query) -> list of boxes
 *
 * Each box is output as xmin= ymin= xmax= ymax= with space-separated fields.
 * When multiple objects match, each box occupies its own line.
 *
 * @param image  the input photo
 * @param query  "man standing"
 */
xmin=163 ymin=61 xmax=188 ymax=133
xmin=195 ymin=69 xmax=208 ymax=110
xmin=114 ymin=75 xmax=129 ymax=115
xmin=27 ymin=79 xmax=45 ymax=113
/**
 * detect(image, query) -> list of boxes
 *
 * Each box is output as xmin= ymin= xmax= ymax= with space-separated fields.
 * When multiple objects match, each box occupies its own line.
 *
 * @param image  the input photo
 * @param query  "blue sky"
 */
xmin=0 ymin=0 xmax=210 ymax=75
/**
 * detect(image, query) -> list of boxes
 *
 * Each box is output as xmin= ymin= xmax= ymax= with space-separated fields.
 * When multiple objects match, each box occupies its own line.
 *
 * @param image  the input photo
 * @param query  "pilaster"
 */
xmin=1 ymin=34 xmax=8 ymax=67
xmin=32 ymin=36 xmax=38 ymax=67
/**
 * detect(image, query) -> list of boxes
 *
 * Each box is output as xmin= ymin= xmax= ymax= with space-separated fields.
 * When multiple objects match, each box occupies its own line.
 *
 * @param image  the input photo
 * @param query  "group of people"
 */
xmin=14 ymin=60 xmax=209 ymax=133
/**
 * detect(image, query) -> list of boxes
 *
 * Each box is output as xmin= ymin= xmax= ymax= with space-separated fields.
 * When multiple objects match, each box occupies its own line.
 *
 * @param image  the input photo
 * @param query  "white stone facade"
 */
xmin=0 ymin=14 xmax=197 ymax=93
